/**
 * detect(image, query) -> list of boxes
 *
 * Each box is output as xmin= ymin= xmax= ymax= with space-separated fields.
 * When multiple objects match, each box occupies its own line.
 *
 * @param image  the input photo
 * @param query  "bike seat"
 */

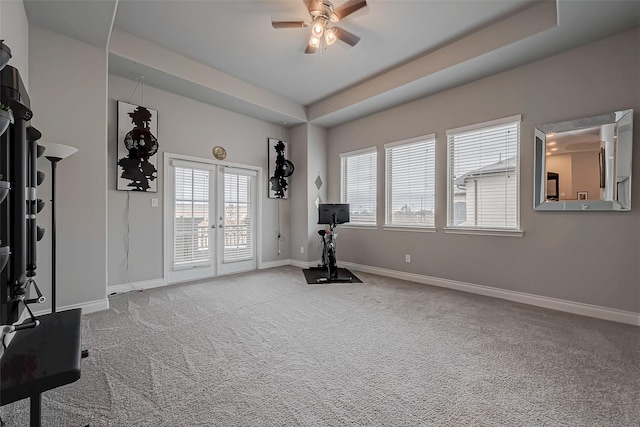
xmin=318 ymin=229 xmax=326 ymax=236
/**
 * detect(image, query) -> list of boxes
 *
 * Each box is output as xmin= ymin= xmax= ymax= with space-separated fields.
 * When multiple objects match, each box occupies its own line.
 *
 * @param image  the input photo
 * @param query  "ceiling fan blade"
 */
xmin=333 ymin=26 xmax=361 ymax=47
xmin=304 ymin=44 xmax=318 ymax=54
xmin=272 ymin=20 xmax=308 ymax=29
xmin=333 ymin=0 xmax=367 ymax=20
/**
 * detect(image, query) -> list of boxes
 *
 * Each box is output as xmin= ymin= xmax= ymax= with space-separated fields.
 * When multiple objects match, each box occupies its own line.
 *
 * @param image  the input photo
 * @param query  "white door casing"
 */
xmin=164 ymin=153 xmax=261 ymax=284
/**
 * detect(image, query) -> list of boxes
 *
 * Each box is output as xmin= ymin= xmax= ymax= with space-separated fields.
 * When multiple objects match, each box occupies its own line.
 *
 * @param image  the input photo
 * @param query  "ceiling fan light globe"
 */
xmin=325 ymin=29 xmax=337 ymax=45
xmin=309 ymin=35 xmax=321 ymax=49
xmin=311 ymin=21 xmax=324 ymax=37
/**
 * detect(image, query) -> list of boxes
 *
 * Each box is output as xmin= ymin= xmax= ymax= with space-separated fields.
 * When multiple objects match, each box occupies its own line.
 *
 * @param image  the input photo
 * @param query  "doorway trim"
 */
xmin=163 ymin=152 xmax=263 ymax=284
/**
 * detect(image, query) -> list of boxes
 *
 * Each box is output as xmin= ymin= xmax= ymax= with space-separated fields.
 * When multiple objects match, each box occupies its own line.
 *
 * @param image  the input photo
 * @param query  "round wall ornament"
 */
xmin=212 ymin=146 xmax=227 ymax=160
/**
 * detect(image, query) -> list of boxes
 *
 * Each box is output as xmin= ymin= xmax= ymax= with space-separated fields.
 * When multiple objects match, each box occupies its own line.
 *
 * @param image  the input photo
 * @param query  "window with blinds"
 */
xmin=340 ymin=148 xmax=377 ymax=225
xmin=174 ymin=166 xmax=210 ymax=268
xmin=385 ymin=135 xmax=436 ymax=227
xmin=223 ymin=172 xmax=253 ymax=263
xmin=447 ymin=115 xmax=521 ymax=230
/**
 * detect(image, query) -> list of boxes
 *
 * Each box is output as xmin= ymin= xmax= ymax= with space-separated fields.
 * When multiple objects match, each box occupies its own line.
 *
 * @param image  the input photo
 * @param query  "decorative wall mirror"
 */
xmin=534 ymin=109 xmax=633 ymax=211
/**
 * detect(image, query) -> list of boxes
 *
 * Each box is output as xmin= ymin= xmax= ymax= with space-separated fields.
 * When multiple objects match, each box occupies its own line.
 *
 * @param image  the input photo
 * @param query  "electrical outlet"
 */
xmin=151 ymin=198 xmax=159 ymax=208
xmin=405 ymin=254 xmax=411 ymax=263
xmin=300 ymin=246 xmax=305 ymax=254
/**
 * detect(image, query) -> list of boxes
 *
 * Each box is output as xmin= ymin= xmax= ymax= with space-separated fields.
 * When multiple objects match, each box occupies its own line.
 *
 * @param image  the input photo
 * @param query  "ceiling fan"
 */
xmin=272 ymin=0 xmax=367 ymax=54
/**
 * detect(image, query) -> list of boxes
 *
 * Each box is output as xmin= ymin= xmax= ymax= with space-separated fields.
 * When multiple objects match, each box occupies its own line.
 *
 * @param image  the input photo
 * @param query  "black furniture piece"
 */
xmin=1 ymin=59 xmax=45 ymax=325
xmin=1 ymin=308 xmax=82 ymax=426
xmin=1 ymin=43 xmax=84 ymax=427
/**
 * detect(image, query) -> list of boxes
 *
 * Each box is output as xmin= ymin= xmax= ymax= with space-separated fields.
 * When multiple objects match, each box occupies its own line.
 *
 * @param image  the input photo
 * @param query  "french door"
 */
xmin=166 ymin=157 xmax=257 ymax=283
xmin=216 ymin=167 xmax=257 ymax=275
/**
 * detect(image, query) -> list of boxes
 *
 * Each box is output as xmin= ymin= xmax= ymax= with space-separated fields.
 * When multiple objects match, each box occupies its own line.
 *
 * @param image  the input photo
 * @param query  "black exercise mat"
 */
xmin=302 ymin=267 xmax=362 ymax=284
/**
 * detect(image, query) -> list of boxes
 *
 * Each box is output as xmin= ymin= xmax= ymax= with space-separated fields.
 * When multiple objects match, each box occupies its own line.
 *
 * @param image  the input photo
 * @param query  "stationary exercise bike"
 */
xmin=318 ymin=226 xmax=338 ymax=279
xmin=311 ymin=204 xmax=352 ymax=283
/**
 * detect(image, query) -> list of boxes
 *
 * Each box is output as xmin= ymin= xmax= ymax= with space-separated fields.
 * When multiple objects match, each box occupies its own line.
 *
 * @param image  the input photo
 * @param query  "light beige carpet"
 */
xmin=2 ymin=266 xmax=639 ymax=426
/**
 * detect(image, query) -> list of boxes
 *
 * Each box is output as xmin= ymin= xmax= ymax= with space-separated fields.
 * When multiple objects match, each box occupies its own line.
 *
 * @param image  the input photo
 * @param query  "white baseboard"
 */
xmin=32 ymin=298 xmax=110 ymax=317
xmin=107 ymin=278 xmax=166 ymax=295
xmin=340 ymin=261 xmax=640 ymax=326
xmin=101 ymin=261 xmax=640 ymax=326
xmin=289 ymin=259 xmax=318 ymax=269
xmin=111 ymin=261 xmax=294 ymax=293
xmin=259 ymin=259 xmax=291 ymax=269
xmin=108 ymin=259 xmax=311 ymax=294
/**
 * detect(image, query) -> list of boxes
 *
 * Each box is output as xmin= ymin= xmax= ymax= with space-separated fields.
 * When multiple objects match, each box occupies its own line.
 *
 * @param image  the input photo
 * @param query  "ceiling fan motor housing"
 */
xmin=310 ymin=0 xmax=340 ymax=22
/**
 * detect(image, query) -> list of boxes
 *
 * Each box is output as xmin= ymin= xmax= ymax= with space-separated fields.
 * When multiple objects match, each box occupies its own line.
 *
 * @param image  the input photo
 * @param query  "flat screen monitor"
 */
xmin=318 ymin=204 xmax=350 ymax=225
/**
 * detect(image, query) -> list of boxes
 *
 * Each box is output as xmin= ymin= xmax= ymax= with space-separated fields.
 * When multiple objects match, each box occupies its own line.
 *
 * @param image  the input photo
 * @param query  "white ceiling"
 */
xmin=23 ymin=0 xmax=640 ymax=128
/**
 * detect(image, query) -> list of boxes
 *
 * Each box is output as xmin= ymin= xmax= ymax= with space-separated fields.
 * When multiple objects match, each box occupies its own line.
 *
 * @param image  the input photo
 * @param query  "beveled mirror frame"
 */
xmin=534 ymin=109 xmax=633 ymax=211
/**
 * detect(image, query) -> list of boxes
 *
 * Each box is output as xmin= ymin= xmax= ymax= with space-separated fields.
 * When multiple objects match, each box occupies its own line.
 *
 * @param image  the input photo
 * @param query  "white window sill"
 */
xmin=382 ymin=225 xmax=437 ymax=233
xmin=172 ymin=262 xmax=213 ymax=271
xmin=443 ymin=227 xmax=524 ymax=237
xmin=339 ymin=224 xmax=378 ymax=230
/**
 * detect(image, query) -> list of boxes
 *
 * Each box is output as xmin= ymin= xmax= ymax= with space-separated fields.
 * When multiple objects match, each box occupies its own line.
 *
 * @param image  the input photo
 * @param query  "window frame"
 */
xmin=384 ymin=134 xmax=436 ymax=231
xmin=340 ymin=147 xmax=378 ymax=227
xmin=445 ymin=115 xmax=523 ymax=237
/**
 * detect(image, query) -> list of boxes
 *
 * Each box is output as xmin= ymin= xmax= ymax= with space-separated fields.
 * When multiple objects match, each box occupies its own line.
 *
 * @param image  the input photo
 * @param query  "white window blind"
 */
xmin=447 ymin=116 xmax=521 ymax=230
xmin=223 ymin=171 xmax=253 ymax=263
xmin=340 ymin=148 xmax=377 ymax=225
xmin=174 ymin=166 xmax=210 ymax=268
xmin=385 ymin=135 xmax=436 ymax=227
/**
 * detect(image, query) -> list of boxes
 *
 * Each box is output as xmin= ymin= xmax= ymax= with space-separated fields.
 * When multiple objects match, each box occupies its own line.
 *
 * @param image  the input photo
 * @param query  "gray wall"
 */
xmin=30 ymin=25 xmax=108 ymax=310
xmin=306 ymin=124 xmax=327 ymax=262
xmin=107 ymin=74 xmax=291 ymax=286
xmin=289 ymin=124 xmax=308 ymax=262
xmin=0 ymin=0 xmax=29 ymax=91
xmin=9 ymin=5 xmax=639 ymax=316
xmin=327 ymin=28 xmax=640 ymax=313
xmin=288 ymin=123 xmax=328 ymax=263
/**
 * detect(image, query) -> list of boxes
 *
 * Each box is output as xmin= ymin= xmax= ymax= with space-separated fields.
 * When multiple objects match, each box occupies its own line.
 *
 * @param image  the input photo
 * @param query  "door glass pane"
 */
xmin=174 ymin=167 xmax=210 ymax=268
xmin=223 ymin=173 xmax=252 ymax=262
